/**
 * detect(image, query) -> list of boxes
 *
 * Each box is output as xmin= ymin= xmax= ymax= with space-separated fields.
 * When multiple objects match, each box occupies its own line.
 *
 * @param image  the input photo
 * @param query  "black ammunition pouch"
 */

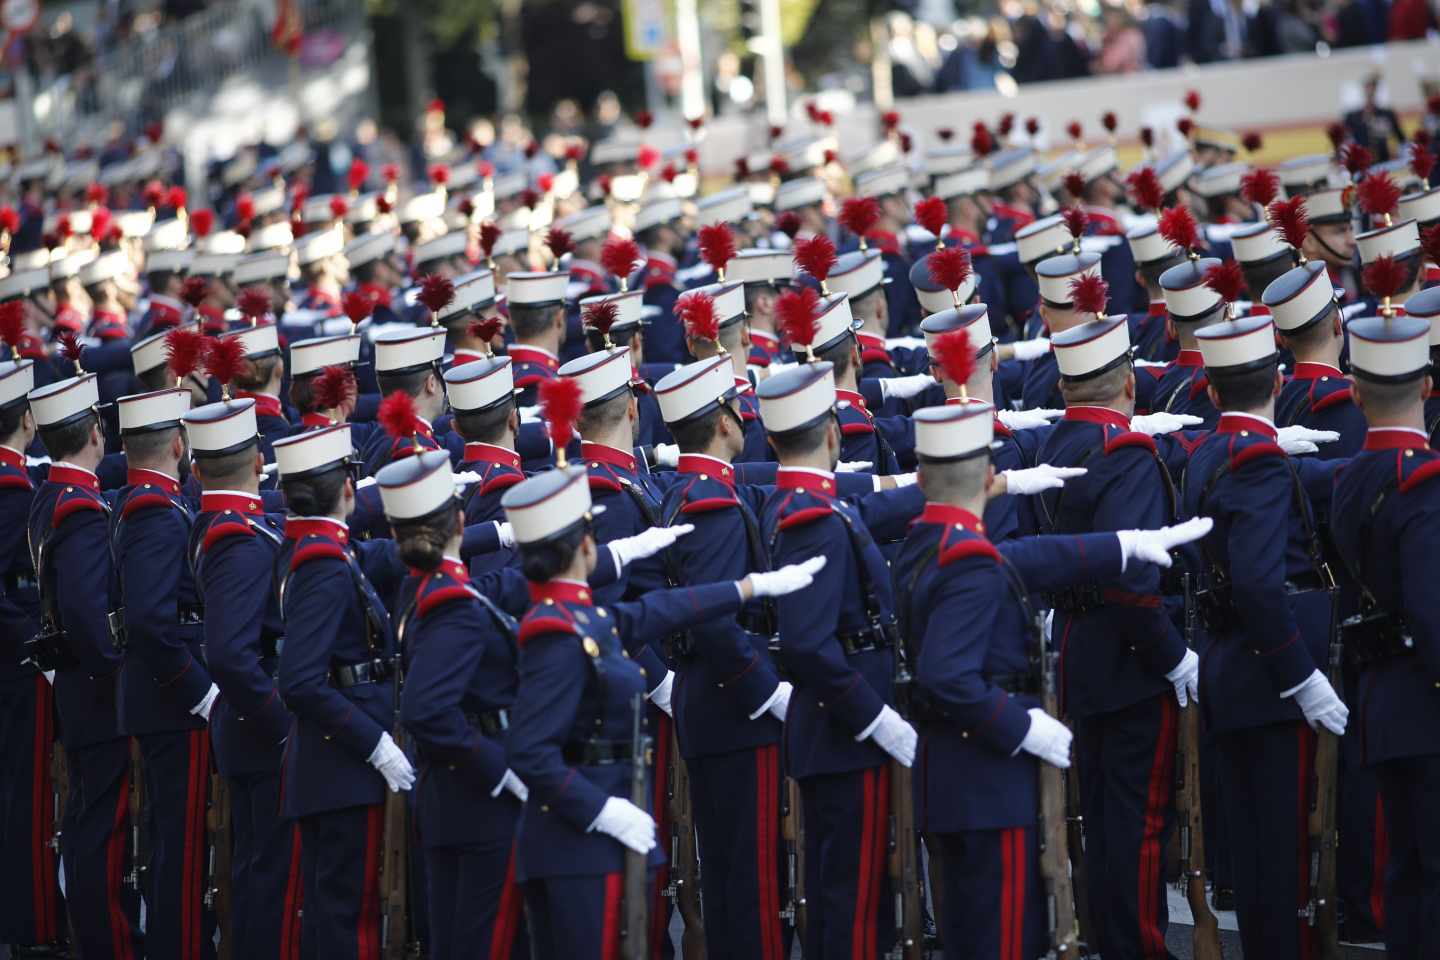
xmin=838 ymin=616 xmax=900 ymax=656
xmin=562 ymin=738 xmax=640 ymax=766
xmin=1049 ymin=585 xmax=1104 ymax=614
xmin=330 ymin=658 xmax=394 ymax=688
xmin=1342 ymin=609 xmax=1415 ymax=670
xmin=467 ymin=709 xmax=511 ymax=738
xmin=25 ymin=619 xmax=79 ymax=672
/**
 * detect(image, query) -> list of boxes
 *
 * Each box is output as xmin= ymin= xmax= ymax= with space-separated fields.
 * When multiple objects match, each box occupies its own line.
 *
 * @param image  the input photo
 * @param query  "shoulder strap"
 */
xmin=277 ymin=540 xmax=390 ymax=659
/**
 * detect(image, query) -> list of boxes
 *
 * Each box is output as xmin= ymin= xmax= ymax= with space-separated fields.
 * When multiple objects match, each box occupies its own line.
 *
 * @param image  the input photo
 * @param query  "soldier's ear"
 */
xmin=252 ymin=450 xmax=264 ymax=478
xmin=1272 ymin=367 xmax=1284 ymax=397
xmin=1206 ymin=384 xmax=1221 ymax=410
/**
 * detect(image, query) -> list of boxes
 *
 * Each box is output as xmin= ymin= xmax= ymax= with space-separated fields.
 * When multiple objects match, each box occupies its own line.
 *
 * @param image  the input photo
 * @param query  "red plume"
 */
xmin=181 ymin=276 xmax=210 ymax=308
xmin=56 ymin=215 xmax=73 ymax=242
xmin=523 ymin=141 xmax=540 ymax=160
xmin=927 ymin=247 xmax=971 ymax=294
xmin=237 ymin=288 xmax=271 ymax=321
xmin=838 ymin=197 xmax=881 ymax=241
xmin=1357 ymin=175 xmax=1400 ymax=219
xmin=165 ymin=327 xmax=206 ymax=381
xmin=477 ymin=159 xmax=495 ymax=179
xmin=1411 ymin=143 xmax=1436 ymax=182
xmin=1176 ymin=117 xmax=1194 ymax=138
xmin=189 ymin=208 xmax=215 ymax=238
xmin=1267 ymin=197 xmax=1310 ymax=252
xmin=634 ymin=110 xmax=654 ymax=130
xmin=932 ymin=329 xmax=976 ymax=389
xmin=1066 ymin=120 xmax=1083 ymax=142
xmin=583 ymin=299 xmax=621 ymax=339
xmin=381 ymin=163 xmax=400 ymax=184
xmin=1024 ymin=116 xmax=1041 ymax=137
xmin=637 ymin=145 xmax=661 ymax=171
xmin=914 ymin=196 xmax=948 ymax=237
xmin=970 ymin=123 xmax=995 ymax=157
xmin=538 ymin=172 xmax=556 ymax=194
xmin=998 ymin=113 xmax=1016 ymax=137
xmin=1069 ymin=274 xmax=1110 ymax=315
xmin=793 ymin=234 xmax=837 ymax=285
xmin=687 ymin=114 xmax=705 ymax=131
xmin=1203 ymin=261 xmax=1246 ymax=303
xmin=342 ymin=290 xmax=375 ymax=325
xmin=1158 ymin=205 xmax=1200 ymax=254
xmin=428 ymin=164 xmax=450 ymax=187
xmin=347 ymin=158 xmax=369 ymax=192
xmin=468 ymin=315 xmax=504 ymax=345
xmin=601 ymin=235 xmax=641 ymax=281
xmin=1063 ymin=172 xmax=1087 ymax=198
xmin=881 ymin=111 xmax=901 ymax=132
xmin=545 ymin=227 xmax=573 ymax=263
xmin=539 ymin=377 xmax=583 ymax=454
xmin=936 ymin=127 xmax=955 ymax=142
xmin=698 ymin=223 xmax=738 ymax=273
xmin=166 ymin=186 xmax=187 ymax=211
xmin=518 ymin=189 xmax=540 ymax=211
xmin=1326 ymin=124 xmax=1347 ymax=153
xmin=1242 ymin=131 xmax=1264 ymax=153
xmin=203 ymin=336 xmax=247 ymax=387
xmin=90 ymin=207 xmax=112 ymax=240
xmin=0 ymin=301 xmax=24 ymax=349
xmin=769 ymin=124 xmax=784 ymax=142
xmin=776 ymin=287 xmax=821 ymax=351
xmin=57 ymin=331 xmax=83 ymax=364
xmin=418 ymin=273 xmax=456 ymax=315
xmin=0 ymin=206 xmax=18 ymax=234
xmin=142 ymin=181 xmax=164 ymax=209
xmin=1240 ymin=168 xmax=1280 ymax=207
xmin=1183 ymin=89 xmax=1202 ymax=113
xmin=685 ymin=147 xmax=700 ymax=167
xmin=676 ymin=291 xmax=720 ymax=342
xmin=1420 ymin=224 xmax=1440 ymax=267
xmin=1062 ymin=206 xmax=1089 ymax=242
xmin=1139 ymin=126 xmax=1155 ymax=149
xmin=313 ymin=365 xmax=357 ymax=412
xmin=768 ymin=156 xmax=789 ymax=176
xmin=235 ymin=193 xmax=256 ymax=223
xmin=329 ymin=196 xmax=349 ymax=220
xmin=1343 ymin=142 xmax=1374 ymax=177
xmin=378 ymin=390 xmax=422 ymax=443
xmin=1430 ymin=94 xmax=1440 ymax=116
xmin=733 ymin=157 xmax=751 ymax=179
xmin=776 ymin=211 xmax=801 ymax=239
xmin=1362 ymin=255 xmax=1408 ymax=302
xmin=85 ymin=183 xmax=109 ymax=206
xmin=1101 ymin=111 xmax=1118 ymax=134
xmin=1125 ymin=166 xmax=1164 ymax=211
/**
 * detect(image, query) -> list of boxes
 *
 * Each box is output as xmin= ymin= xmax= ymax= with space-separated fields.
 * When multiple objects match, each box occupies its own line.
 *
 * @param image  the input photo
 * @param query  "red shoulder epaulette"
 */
xmin=939 ymin=537 xmax=1002 ymax=567
xmin=418 ymin=583 xmax=473 ymax=618
xmin=1188 ymin=374 xmax=1211 ymax=401
xmin=1230 ymin=440 xmax=1286 ymax=470
xmin=122 ymin=492 xmax=175 ymax=519
xmin=587 ymin=473 xmax=624 ymax=493
xmin=480 ymin=472 xmax=524 ymax=496
xmin=992 ymin=419 xmax=1013 ymax=438
xmin=681 ymin=496 xmax=738 ymax=515
xmin=1399 ymin=457 xmax=1440 ymax=495
xmin=778 ymin=505 xmax=834 ymax=531
xmin=1310 ymin=386 xmax=1353 ymax=412
xmin=1104 ymin=431 xmax=1158 ymax=457
xmin=513 ymin=372 xmax=551 ymax=389
xmin=290 ymin=540 xmax=345 ymax=571
xmin=840 ymin=420 xmax=874 ymax=437
xmin=52 ymin=489 xmax=104 ymax=527
xmin=0 ymin=471 xmax=33 ymax=491
xmin=201 ymin=518 xmax=253 ymax=552
xmin=518 ymin=613 xmax=578 ymax=646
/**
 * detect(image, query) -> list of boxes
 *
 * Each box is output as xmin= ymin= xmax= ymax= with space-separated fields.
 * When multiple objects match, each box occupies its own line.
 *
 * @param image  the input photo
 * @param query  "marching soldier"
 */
xmin=1147 ymin=249 xmax=1227 ymax=425
xmin=111 ymin=386 xmax=219 ymax=960
xmin=506 ymin=271 xmax=570 ymax=407
xmin=25 ymin=372 xmax=143 ymax=958
xmin=223 ymin=322 xmax=292 ymax=461
xmin=447 ymin=356 xmax=526 ymax=575
xmin=184 ymin=397 xmax=304 ymax=959
xmin=359 ymin=327 xmax=449 ymax=474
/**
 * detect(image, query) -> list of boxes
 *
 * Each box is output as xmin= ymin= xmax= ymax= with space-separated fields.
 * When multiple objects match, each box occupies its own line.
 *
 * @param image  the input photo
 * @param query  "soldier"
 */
xmin=505 ymin=271 xmax=569 ymax=407
xmin=383 ymin=451 xmax=529 ymax=959
xmin=437 ymin=270 xmax=501 ymax=366
xmin=1178 ymin=314 xmax=1349 ymax=959
xmin=1148 ymin=252 xmax=1227 ymax=425
xmin=0 ymin=359 xmax=65 ymax=953
xmin=633 ymin=196 xmax=688 ymax=365
xmin=726 ymin=247 xmax=791 ymax=371
xmin=184 ymin=398 xmax=304 ymax=959
xmin=582 ymin=289 xmax=670 ymax=450
xmin=895 ymin=399 xmax=1208 ymax=960
xmin=1330 ymin=307 xmax=1440 ymax=960
xmin=222 ymin=322 xmax=291 ymax=460
xmin=447 ymin=356 xmax=526 ymax=574
xmin=111 ymin=385 xmax=219 ymax=960
xmin=501 ymin=465 xmax=821 ymax=958
xmin=1023 ymin=248 xmax=1106 ymax=410
xmin=677 ymin=280 xmax=771 ymax=463
xmin=270 ymin=424 xmax=416 ymax=958
xmin=25 ymin=372 xmax=142 ymax=957
xmin=294 ymin=225 xmax=348 ymax=317
xmin=287 ymin=333 xmax=366 ymax=433
xmin=1408 ymin=289 xmax=1440 ymax=442
xmin=359 ymin=327 xmax=449 ymax=474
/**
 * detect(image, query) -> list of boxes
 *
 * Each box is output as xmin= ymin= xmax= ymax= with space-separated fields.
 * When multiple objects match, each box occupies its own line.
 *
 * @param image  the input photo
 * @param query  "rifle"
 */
xmin=623 ymin=692 xmax=651 ymax=960
xmin=52 ymin=739 xmax=80 ymax=951
xmin=205 ymin=771 xmax=234 ymax=960
xmin=1305 ymin=600 xmax=1343 ymax=959
xmin=665 ymin=735 xmax=706 ymax=958
xmin=780 ymin=775 xmax=806 ymax=941
xmin=125 ymin=738 xmax=146 ymax=892
xmin=1038 ymin=650 xmax=1083 ymax=958
xmin=1177 ymin=573 xmax=1222 ymax=960
xmin=887 ymin=649 xmax=923 ymax=960
xmin=379 ymin=655 xmax=409 ymax=960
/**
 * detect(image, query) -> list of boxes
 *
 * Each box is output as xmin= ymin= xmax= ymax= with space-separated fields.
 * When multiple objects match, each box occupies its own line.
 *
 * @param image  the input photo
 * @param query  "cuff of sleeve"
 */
xmin=855 ymin=706 xmax=885 ymax=742
xmin=491 ymin=772 xmax=508 ymax=798
xmin=749 ymin=683 xmax=785 ymax=721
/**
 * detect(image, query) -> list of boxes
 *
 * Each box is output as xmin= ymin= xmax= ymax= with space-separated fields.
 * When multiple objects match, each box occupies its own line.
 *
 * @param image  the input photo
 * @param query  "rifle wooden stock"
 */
xmin=665 ymin=736 xmax=706 ymax=959
xmin=781 ymin=775 xmax=806 ymax=941
xmin=52 ymin=741 xmax=79 ymax=952
xmin=1308 ymin=605 xmax=1343 ymax=959
xmin=380 ymin=727 xmax=410 ymax=960
xmin=1176 ymin=705 xmax=1222 ymax=960
xmin=623 ymin=693 xmax=650 ymax=960
xmin=126 ymin=738 xmax=145 ymax=892
xmin=206 ymin=772 xmax=234 ymax=960
xmin=1039 ymin=652 xmax=1083 ymax=958
xmin=887 ymin=761 xmax=924 ymax=960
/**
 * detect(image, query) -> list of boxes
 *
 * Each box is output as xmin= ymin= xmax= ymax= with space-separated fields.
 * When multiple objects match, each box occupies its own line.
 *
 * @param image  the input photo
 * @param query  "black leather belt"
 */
xmin=562 ymin=739 xmax=637 ymax=765
xmin=1284 ymin=574 xmax=1329 ymax=595
xmin=467 ymin=709 xmax=510 ymax=737
xmin=837 ymin=625 xmax=893 ymax=656
xmin=178 ymin=606 xmax=203 ymax=626
xmin=1343 ymin=610 xmax=1415 ymax=669
xmin=1050 ymin=585 xmax=1104 ymax=614
xmin=989 ymin=672 xmax=1041 ymax=695
xmin=331 ymin=659 xmax=393 ymax=688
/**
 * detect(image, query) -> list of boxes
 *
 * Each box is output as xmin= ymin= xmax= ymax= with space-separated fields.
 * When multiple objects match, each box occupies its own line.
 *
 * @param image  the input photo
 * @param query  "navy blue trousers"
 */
xmin=688 ymin=743 xmax=790 ymax=960
xmin=299 ymin=803 xmax=383 ymax=959
xmin=228 ymin=770 xmax=304 ymax=959
xmin=1339 ymin=670 xmax=1385 ymax=933
xmin=138 ymin=728 xmax=215 ymax=960
xmin=798 ymin=764 xmax=894 ymax=960
xmin=424 ymin=839 xmax=527 ymax=960
xmin=1376 ymin=754 xmax=1440 ymax=959
xmin=524 ymin=872 xmax=624 ymax=960
xmin=63 ymin=736 xmax=142 ymax=959
xmin=1215 ymin=720 xmax=1316 ymax=960
xmin=932 ymin=827 xmax=1044 ymax=960
xmin=0 ymin=674 xmax=63 ymax=947
xmin=1073 ymin=693 xmax=1178 ymax=960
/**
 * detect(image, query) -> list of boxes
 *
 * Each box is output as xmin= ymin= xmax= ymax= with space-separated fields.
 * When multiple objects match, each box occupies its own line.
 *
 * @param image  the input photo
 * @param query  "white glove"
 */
xmin=518 ymin=404 xmax=542 ymax=423
xmin=356 ymin=475 xmax=377 ymax=490
xmin=861 ymin=704 xmax=918 ymax=767
xmin=190 ymin=683 xmax=220 ymax=721
xmin=1116 ymin=516 xmax=1214 ymax=569
xmin=878 ymin=373 xmax=936 ymax=401
xmin=1129 ymin=412 xmax=1204 ymax=437
xmin=1287 ymin=669 xmax=1349 ymax=736
xmin=652 ymin=443 xmax=679 ymax=469
xmin=452 ymin=470 xmax=483 ymax=489
xmin=589 ymin=796 xmax=657 ymax=854
xmin=836 ymin=460 xmax=873 ymax=473
xmin=495 ymin=521 xmax=515 ymax=549
xmin=1019 ymin=708 xmax=1073 ymax=769
xmin=492 ymin=769 xmax=529 ymax=802
xmin=996 ymin=408 xmax=1064 ymax=431
xmin=648 ymin=670 xmax=675 ymax=717
xmin=747 ymin=556 xmax=827 ymax=597
xmin=767 ymin=682 xmax=793 ymax=722
xmin=607 ymin=523 xmax=695 ymax=568
xmin=1276 ymin=425 xmax=1340 ymax=455
xmin=367 ymin=732 xmax=416 ymax=792
xmin=1133 ymin=358 xmax=1168 ymax=368
xmin=42 ymin=670 xmax=55 ymax=685
xmin=1166 ymin=649 xmax=1201 ymax=708
xmin=1010 ymin=337 xmax=1052 ymax=361
xmin=1001 ymin=464 xmax=1088 ymax=495
xmin=885 ymin=336 xmax=927 ymax=351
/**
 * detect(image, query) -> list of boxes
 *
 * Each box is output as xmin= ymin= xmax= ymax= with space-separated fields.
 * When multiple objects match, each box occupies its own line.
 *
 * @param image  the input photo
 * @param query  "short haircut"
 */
xmin=814 ymin=335 xmax=855 ymax=381
xmin=195 ymin=443 xmax=258 ymax=488
xmin=0 ymin=402 xmax=26 ymax=440
xmin=669 ymin=405 xmax=723 ymax=454
xmin=1353 ymin=374 xmax=1426 ymax=419
xmin=452 ymin=403 xmax=513 ymax=445
xmin=510 ymin=303 xmax=560 ymax=341
xmin=577 ymin=390 xmax=630 ymax=436
xmin=146 ymin=269 xmax=180 ymax=292
xmin=1059 ymin=360 xmax=1132 ymax=406
xmin=235 ymin=356 xmax=281 ymax=392
xmin=918 ymin=453 xmax=990 ymax=502
xmin=37 ymin=412 xmax=98 ymax=462
xmin=1208 ymin=360 xmax=1277 ymax=411
xmin=517 ymin=523 xmax=587 ymax=582
xmin=352 ymin=261 xmax=380 ymax=285
xmin=768 ymin=417 xmax=830 ymax=461
xmin=137 ymin=365 xmax=171 ymax=393
xmin=586 ymin=325 xmax=639 ymax=353
xmin=122 ymin=425 xmax=178 ymax=466
xmin=289 ymin=374 xmax=319 ymax=414
xmin=1276 ymin=304 xmax=1339 ymax=352
xmin=377 ymin=367 xmax=433 ymax=400
xmin=1240 ymin=259 xmax=1293 ymax=303
xmin=279 ymin=465 xmax=347 ymax=517
xmin=850 ymin=286 xmax=883 ymax=323
xmin=1139 ymin=252 xmax=1184 ymax=290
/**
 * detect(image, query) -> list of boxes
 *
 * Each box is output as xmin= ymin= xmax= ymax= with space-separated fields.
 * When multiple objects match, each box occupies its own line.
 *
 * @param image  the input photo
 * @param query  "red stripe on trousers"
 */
xmin=280 ymin=824 xmax=304 ymax=960
xmin=1013 ymin=828 xmax=1027 ymax=960
xmin=1000 ymin=827 xmax=1014 ymax=960
xmin=187 ymin=731 xmax=212 ymax=960
xmin=108 ymin=764 xmax=135 ymax=960
xmin=1139 ymin=697 xmax=1178 ymax=957
xmin=358 ymin=805 xmax=383 ymax=960
xmin=1297 ymin=727 xmax=1316 ymax=960
xmin=650 ymin=717 xmax=671 ymax=960
xmin=1372 ymin=796 xmax=1388 ymax=932
xmin=489 ymin=843 xmax=521 ymax=960
xmin=755 ymin=744 xmax=780 ymax=960
xmin=31 ymin=675 xmax=54 ymax=943
xmin=765 ymin=745 xmax=784 ymax=959
xmin=852 ymin=768 xmax=876 ymax=960
xmin=602 ymin=871 xmax=623 ymax=960
xmin=181 ymin=732 xmax=197 ymax=959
